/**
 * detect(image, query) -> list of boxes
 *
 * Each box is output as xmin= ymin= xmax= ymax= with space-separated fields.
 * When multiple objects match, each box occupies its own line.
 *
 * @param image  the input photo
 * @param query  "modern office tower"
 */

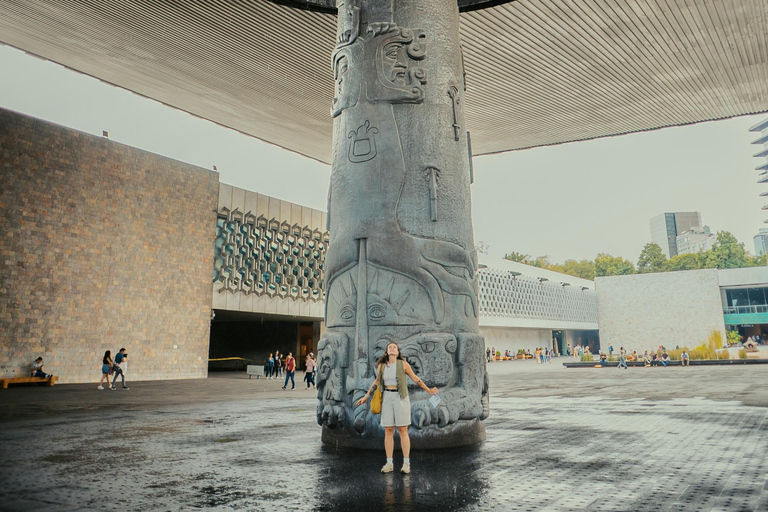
xmin=650 ymin=212 xmax=703 ymax=258
xmin=676 ymin=226 xmax=715 ymax=255
xmin=755 ymin=228 xmax=768 ymax=257
xmin=750 ymin=118 xmax=768 ymax=228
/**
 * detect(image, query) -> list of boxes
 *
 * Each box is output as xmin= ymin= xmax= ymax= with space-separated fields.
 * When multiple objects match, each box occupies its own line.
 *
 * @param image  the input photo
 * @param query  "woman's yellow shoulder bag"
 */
xmin=369 ymin=364 xmax=383 ymax=414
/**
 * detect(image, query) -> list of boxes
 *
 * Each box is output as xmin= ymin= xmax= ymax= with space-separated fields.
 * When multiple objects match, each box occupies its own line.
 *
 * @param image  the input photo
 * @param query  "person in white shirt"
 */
xmin=30 ymin=357 xmax=51 ymax=378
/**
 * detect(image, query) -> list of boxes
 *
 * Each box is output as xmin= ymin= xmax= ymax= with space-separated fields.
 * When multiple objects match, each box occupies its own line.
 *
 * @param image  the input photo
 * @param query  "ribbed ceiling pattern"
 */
xmin=1 ymin=0 xmax=767 ymax=164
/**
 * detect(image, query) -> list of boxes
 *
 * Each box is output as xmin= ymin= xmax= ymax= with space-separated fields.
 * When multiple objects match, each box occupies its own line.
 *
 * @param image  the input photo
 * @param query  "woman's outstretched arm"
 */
xmin=403 ymin=361 xmax=439 ymax=395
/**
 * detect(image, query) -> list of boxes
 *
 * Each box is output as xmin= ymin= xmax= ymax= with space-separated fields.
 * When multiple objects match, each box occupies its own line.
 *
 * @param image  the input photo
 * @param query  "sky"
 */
xmin=1 ymin=43 xmax=766 ymax=265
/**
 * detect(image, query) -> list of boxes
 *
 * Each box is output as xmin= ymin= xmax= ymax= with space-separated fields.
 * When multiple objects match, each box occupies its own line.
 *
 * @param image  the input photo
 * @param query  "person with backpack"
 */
xmin=111 ymin=348 xmax=129 ymax=390
xmin=282 ymin=352 xmax=296 ymax=390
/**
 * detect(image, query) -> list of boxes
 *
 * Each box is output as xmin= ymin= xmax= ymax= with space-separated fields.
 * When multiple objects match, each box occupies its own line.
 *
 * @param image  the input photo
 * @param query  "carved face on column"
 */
xmin=367 ymin=25 xmax=427 ymax=103
xmin=331 ymin=23 xmax=427 ymax=119
xmin=331 ymin=48 xmax=360 ymax=118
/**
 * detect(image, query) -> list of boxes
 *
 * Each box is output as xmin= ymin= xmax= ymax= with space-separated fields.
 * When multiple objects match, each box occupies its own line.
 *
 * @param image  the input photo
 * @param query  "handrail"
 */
xmin=724 ymin=305 xmax=768 ymax=315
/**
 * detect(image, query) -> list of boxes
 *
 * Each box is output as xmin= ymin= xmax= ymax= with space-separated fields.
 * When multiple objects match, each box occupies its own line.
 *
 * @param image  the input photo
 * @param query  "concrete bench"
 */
xmin=246 ymin=365 xmax=265 ymax=379
xmin=0 ymin=376 xmax=59 ymax=389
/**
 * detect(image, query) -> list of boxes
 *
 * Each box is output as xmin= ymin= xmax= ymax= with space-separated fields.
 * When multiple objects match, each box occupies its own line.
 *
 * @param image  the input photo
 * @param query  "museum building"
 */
xmin=596 ymin=267 xmax=768 ymax=355
xmin=1 ymin=108 xmax=599 ymax=382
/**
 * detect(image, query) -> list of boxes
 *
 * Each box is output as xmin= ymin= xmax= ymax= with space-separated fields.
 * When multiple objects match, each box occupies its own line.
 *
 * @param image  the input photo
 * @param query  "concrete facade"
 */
xmin=596 ymin=269 xmax=726 ymax=353
xmin=477 ymin=256 xmax=599 ymax=355
xmin=0 ymin=108 xmax=219 ymax=383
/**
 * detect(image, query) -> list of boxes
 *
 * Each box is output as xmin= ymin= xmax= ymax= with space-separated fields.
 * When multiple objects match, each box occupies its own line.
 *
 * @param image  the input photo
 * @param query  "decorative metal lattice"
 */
xmin=478 ymin=269 xmax=598 ymax=324
xmin=213 ymin=207 xmax=329 ymax=301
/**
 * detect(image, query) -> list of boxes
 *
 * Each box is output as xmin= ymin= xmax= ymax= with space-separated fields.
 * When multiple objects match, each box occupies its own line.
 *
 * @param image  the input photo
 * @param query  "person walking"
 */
xmin=617 ymin=352 xmax=628 ymax=369
xmin=111 ymin=348 xmax=129 ymax=390
xmin=356 ymin=341 xmax=439 ymax=474
xmin=304 ymin=353 xmax=316 ymax=390
xmin=282 ymin=352 xmax=296 ymax=390
xmin=98 ymin=351 xmax=113 ymax=390
xmin=274 ymin=352 xmax=282 ymax=379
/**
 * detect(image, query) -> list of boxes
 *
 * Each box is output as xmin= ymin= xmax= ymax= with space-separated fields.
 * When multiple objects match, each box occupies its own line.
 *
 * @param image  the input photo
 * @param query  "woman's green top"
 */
xmin=377 ymin=359 xmax=408 ymax=399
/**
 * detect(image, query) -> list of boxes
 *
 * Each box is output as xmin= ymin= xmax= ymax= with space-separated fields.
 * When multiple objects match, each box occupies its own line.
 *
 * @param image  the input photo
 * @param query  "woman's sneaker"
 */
xmin=97 ymin=386 xmax=104 ymax=390
xmin=401 ymin=462 xmax=410 ymax=474
xmin=381 ymin=462 xmax=394 ymax=473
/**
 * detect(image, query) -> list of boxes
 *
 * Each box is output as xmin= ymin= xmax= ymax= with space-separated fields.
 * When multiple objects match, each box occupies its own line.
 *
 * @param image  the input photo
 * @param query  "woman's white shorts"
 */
xmin=380 ymin=390 xmax=411 ymax=427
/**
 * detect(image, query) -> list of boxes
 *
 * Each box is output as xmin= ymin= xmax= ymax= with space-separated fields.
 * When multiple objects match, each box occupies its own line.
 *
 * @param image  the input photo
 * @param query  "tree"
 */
xmin=665 ymin=253 xmax=701 ymax=271
xmin=531 ymin=255 xmax=551 ymax=269
xmin=594 ymin=253 xmax=635 ymax=276
xmin=750 ymin=253 xmax=768 ymax=266
xmin=549 ymin=259 xmax=596 ymax=280
xmin=703 ymin=231 xmax=748 ymax=269
xmin=636 ymin=243 xmax=667 ymax=273
xmin=503 ymin=251 xmax=530 ymax=263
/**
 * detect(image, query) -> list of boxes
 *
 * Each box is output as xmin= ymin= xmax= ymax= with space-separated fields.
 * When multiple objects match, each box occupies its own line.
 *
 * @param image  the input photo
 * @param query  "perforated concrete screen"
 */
xmin=478 ymin=268 xmax=598 ymax=324
xmin=1 ymin=0 xmax=767 ymax=163
xmin=214 ymin=208 xmax=329 ymax=302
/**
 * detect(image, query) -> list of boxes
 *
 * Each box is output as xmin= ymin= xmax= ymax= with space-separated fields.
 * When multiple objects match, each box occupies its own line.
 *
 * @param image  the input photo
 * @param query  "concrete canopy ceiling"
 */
xmin=1 ymin=0 xmax=767 ymax=164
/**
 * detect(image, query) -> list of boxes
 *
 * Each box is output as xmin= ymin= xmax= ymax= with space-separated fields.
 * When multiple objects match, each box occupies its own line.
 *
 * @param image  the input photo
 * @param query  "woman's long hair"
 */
xmin=377 ymin=341 xmax=404 ymax=367
xmin=103 ymin=350 xmax=111 ymax=364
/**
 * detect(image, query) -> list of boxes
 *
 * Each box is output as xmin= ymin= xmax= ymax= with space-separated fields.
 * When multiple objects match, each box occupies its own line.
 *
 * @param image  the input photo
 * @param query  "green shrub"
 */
xmin=708 ymin=330 xmax=725 ymax=350
xmin=726 ymin=330 xmax=740 ymax=347
xmin=668 ymin=348 xmax=684 ymax=360
xmin=581 ymin=353 xmax=594 ymax=362
xmin=716 ymin=349 xmax=730 ymax=360
xmin=738 ymin=349 xmax=748 ymax=359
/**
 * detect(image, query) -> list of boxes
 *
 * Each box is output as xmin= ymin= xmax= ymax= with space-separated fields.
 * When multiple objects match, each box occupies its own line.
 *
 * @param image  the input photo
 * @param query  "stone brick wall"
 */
xmin=0 ymin=108 xmax=219 ymax=383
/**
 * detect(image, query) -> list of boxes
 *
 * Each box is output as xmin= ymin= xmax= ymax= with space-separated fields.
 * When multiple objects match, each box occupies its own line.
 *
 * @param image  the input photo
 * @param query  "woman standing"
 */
xmin=356 ymin=341 xmax=439 ymax=474
xmin=98 ymin=350 xmax=113 ymax=390
xmin=267 ymin=353 xmax=274 ymax=379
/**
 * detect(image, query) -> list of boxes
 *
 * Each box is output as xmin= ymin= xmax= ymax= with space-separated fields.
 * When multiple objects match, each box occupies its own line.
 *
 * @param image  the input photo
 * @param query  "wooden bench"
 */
xmin=0 ymin=376 xmax=59 ymax=389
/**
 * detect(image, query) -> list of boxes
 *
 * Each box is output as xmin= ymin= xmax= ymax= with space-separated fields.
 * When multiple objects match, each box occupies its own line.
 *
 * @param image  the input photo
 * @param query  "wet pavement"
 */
xmin=2 ymin=361 xmax=768 ymax=511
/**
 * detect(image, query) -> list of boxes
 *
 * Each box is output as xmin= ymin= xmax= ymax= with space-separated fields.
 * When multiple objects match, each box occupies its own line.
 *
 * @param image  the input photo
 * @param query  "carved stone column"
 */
xmin=316 ymin=0 xmax=488 ymax=449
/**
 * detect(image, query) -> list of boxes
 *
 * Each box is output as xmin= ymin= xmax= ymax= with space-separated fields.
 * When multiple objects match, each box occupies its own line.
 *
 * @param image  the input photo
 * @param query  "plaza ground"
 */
xmin=1 ymin=360 xmax=767 ymax=511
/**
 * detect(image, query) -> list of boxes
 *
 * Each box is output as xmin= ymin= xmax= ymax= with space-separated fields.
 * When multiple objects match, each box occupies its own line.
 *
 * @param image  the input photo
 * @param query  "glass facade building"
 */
xmin=649 ymin=211 xmax=702 ymax=258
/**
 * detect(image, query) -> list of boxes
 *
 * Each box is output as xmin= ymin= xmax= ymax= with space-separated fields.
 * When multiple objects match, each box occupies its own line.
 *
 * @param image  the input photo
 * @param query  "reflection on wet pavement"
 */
xmin=2 ymin=366 xmax=768 ymax=511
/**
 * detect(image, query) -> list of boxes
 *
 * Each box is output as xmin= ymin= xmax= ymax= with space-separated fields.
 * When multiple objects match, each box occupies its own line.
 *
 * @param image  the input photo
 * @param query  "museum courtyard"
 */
xmin=1 ymin=360 xmax=767 ymax=511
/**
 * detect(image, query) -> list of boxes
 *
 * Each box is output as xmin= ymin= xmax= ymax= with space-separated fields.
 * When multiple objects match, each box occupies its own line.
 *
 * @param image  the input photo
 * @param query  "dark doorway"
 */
xmin=552 ymin=330 xmax=564 ymax=355
xmin=208 ymin=310 xmax=319 ymax=372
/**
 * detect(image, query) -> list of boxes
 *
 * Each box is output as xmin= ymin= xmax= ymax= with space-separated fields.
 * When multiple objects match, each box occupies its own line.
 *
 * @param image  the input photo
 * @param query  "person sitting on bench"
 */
xmin=30 ymin=357 xmax=52 ymax=379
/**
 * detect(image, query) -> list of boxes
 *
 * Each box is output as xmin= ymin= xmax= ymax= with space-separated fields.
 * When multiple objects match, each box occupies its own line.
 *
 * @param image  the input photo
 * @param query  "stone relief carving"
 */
xmin=425 ymin=166 xmax=440 ymax=222
xmin=322 ymin=1 xmax=487 ymax=448
xmin=348 ymin=120 xmax=378 ymax=162
xmin=448 ymin=85 xmax=462 ymax=141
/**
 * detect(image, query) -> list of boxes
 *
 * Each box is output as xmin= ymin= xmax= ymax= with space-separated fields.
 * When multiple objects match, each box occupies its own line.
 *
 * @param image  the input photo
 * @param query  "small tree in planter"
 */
xmin=726 ymin=330 xmax=740 ymax=347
